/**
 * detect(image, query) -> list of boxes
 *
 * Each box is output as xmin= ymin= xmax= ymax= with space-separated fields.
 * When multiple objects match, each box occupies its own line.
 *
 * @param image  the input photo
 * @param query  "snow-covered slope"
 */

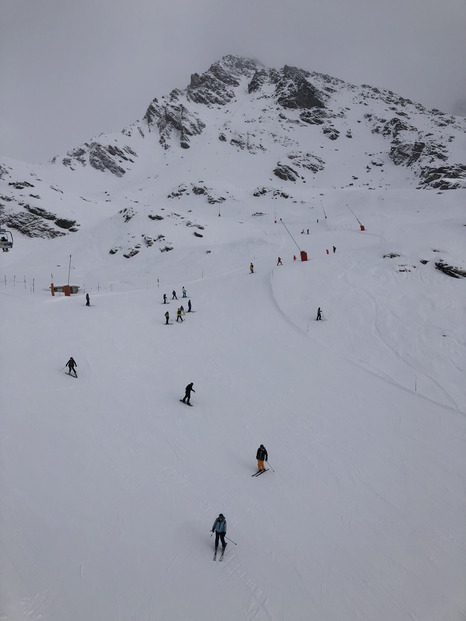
xmin=1 ymin=175 xmax=466 ymax=620
xmin=1 ymin=54 xmax=466 ymax=621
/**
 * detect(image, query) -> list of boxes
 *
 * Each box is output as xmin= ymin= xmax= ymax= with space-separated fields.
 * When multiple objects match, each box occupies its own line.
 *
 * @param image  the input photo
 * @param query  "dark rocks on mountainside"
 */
xmin=167 ymin=184 xmax=189 ymax=199
xmin=390 ymin=140 xmax=448 ymax=168
xmin=192 ymin=185 xmax=207 ymax=195
xmin=418 ymin=164 xmax=466 ymax=190
xmin=3 ymin=212 xmax=67 ymax=239
xmin=435 ymin=260 xmax=466 ymax=278
xmin=299 ymin=108 xmax=328 ymax=125
xmin=60 ymin=142 xmax=136 ymax=177
xmin=0 ymin=164 xmax=11 ymax=180
xmin=167 ymin=182 xmax=224 ymax=204
xmin=186 ymin=57 xmax=257 ymax=107
xmin=187 ymin=72 xmax=236 ymax=106
xmin=248 ymin=69 xmax=269 ymax=93
xmin=9 ymin=181 xmax=35 ymax=190
xmin=230 ymin=135 xmax=246 ymax=150
xmin=273 ymin=66 xmax=325 ymax=110
xmin=120 ymin=208 xmax=136 ymax=222
xmin=380 ymin=117 xmax=417 ymax=139
xmin=389 ymin=142 xmax=427 ymax=167
xmin=252 ymin=187 xmax=290 ymax=199
xmin=322 ymin=126 xmax=340 ymax=140
xmin=22 ymin=204 xmax=56 ymax=221
xmin=273 ymin=163 xmax=302 ymax=182
xmin=287 ymin=152 xmax=325 ymax=173
xmin=207 ymin=194 xmax=225 ymax=204
xmin=144 ymin=99 xmax=206 ymax=149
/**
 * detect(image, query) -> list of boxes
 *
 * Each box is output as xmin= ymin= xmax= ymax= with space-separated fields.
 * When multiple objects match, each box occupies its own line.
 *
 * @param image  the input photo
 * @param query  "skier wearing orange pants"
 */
xmin=256 ymin=444 xmax=268 ymax=471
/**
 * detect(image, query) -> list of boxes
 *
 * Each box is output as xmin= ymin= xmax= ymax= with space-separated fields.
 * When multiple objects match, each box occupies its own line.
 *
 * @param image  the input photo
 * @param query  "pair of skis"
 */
xmin=251 ymin=468 xmax=269 ymax=477
xmin=213 ymin=548 xmax=226 ymax=561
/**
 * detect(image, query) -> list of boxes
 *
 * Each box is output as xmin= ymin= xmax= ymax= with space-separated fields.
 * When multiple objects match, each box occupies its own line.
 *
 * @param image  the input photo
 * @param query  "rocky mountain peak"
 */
xmin=8 ymin=55 xmax=465 ymax=194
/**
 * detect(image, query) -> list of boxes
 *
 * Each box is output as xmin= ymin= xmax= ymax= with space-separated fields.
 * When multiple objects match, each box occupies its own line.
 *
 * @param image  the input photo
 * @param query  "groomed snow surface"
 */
xmin=1 ymin=191 xmax=466 ymax=620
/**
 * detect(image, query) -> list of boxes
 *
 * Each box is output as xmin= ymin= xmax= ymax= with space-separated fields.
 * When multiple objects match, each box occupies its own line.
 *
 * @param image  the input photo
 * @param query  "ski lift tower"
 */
xmin=280 ymin=219 xmax=308 ymax=261
xmin=0 ymin=226 xmax=13 ymax=252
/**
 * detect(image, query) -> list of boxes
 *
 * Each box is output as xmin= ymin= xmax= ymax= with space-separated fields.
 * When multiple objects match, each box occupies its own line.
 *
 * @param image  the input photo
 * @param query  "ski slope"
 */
xmin=1 ymin=190 xmax=466 ymax=621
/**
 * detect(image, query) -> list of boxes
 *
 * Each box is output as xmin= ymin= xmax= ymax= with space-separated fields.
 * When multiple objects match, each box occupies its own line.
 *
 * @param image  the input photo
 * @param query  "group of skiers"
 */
xmin=163 ymin=287 xmax=192 ymax=324
xmin=69 ymin=275 xmax=275 ymax=560
xmin=164 ymin=287 xmax=188 ymax=303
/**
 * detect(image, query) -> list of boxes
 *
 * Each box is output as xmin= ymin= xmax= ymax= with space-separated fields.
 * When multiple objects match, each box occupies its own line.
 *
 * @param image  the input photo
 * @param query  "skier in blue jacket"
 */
xmin=211 ymin=514 xmax=227 ymax=552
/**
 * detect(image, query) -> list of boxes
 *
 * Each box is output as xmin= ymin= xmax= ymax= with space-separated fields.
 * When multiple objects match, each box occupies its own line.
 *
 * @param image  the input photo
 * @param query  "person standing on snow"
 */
xmin=182 ymin=287 xmax=187 ymax=298
xmin=66 ymin=357 xmax=78 ymax=377
xmin=163 ymin=293 xmax=167 ymax=304
xmin=250 ymin=263 xmax=254 ymax=274
xmin=165 ymin=311 xmax=170 ymax=325
xmin=211 ymin=514 xmax=227 ymax=553
xmin=316 ymin=307 xmax=322 ymax=321
xmin=277 ymin=257 xmax=282 ymax=266
xmin=176 ymin=307 xmax=183 ymax=322
xmin=85 ymin=293 xmax=90 ymax=306
xmin=172 ymin=290 xmax=178 ymax=300
xmin=256 ymin=444 xmax=268 ymax=471
xmin=187 ymin=299 xmax=192 ymax=312
xmin=182 ymin=382 xmax=195 ymax=405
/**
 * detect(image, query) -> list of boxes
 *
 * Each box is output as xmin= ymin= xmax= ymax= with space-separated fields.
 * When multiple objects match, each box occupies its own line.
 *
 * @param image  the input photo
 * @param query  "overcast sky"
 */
xmin=1 ymin=0 xmax=465 ymax=162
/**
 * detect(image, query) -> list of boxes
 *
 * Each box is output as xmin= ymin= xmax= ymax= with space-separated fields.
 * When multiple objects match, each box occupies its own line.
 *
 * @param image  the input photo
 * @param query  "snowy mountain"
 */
xmin=1 ymin=56 xmax=466 ymax=621
xmin=1 ymin=55 xmax=466 ymax=253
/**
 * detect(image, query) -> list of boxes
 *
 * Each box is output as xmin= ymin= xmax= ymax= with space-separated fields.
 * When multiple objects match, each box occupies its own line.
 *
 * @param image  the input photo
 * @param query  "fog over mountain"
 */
xmin=1 ymin=0 xmax=465 ymax=161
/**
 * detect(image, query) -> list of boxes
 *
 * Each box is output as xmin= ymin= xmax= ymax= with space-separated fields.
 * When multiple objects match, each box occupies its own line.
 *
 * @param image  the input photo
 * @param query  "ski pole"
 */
xmin=58 ymin=366 xmax=66 ymax=372
xmin=225 ymin=536 xmax=237 ymax=545
xmin=266 ymin=461 xmax=275 ymax=472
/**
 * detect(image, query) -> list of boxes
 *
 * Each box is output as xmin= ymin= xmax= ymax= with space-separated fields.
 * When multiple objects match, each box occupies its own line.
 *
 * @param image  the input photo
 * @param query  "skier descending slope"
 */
xmin=211 ymin=513 xmax=227 ymax=559
xmin=256 ymin=444 xmax=268 ymax=471
xmin=66 ymin=357 xmax=78 ymax=377
xmin=181 ymin=382 xmax=195 ymax=406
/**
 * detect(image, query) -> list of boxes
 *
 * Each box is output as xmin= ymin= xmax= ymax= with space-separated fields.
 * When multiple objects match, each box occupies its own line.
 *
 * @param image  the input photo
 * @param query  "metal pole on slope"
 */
xmin=320 ymin=199 xmax=327 ymax=219
xmin=279 ymin=219 xmax=301 ymax=253
xmin=346 ymin=204 xmax=365 ymax=230
xmin=67 ymin=254 xmax=72 ymax=286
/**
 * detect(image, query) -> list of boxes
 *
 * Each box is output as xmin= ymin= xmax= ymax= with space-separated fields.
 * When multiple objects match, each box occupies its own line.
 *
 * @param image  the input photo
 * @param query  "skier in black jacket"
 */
xmin=66 ymin=357 xmax=77 ymax=377
xmin=256 ymin=444 xmax=268 ymax=471
xmin=182 ymin=382 xmax=195 ymax=405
